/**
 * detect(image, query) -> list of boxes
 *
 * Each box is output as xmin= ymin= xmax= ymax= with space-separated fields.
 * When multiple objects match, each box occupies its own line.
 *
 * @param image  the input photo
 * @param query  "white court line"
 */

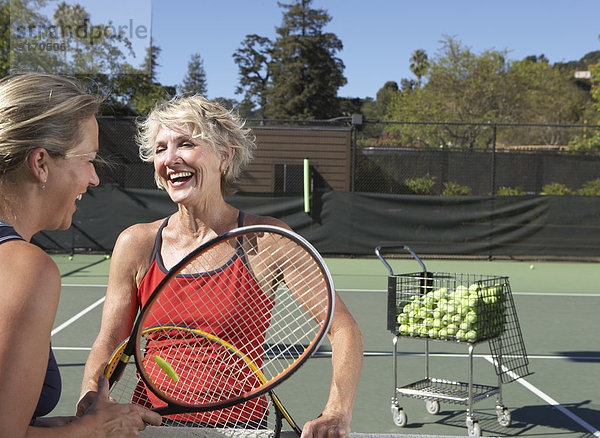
xmin=336 ymin=288 xmax=600 ymax=297
xmin=482 ymin=355 xmax=600 ymax=438
xmin=313 ymin=351 xmax=600 ymax=361
xmin=51 ymin=296 xmax=105 ymax=336
xmin=61 ymin=283 xmax=108 ymax=288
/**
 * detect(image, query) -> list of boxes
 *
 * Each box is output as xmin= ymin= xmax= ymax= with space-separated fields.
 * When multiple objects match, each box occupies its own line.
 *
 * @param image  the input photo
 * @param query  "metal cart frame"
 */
xmin=376 ymin=245 xmax=531 ymax=437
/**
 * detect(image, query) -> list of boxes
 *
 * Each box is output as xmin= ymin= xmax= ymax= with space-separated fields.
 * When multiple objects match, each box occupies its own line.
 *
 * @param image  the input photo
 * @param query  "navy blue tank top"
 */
xmin=0 ymin=220 xmax=62 ymax=424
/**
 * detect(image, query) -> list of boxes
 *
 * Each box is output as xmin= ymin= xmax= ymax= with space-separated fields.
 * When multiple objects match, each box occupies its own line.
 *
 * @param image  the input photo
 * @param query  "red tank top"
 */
xmin=135 ymin=214 xmax=271 ymax=425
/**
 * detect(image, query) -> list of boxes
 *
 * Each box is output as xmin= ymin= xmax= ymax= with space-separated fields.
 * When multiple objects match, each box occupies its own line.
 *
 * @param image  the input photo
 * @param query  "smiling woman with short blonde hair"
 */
xmin=81 ymin=94 xmax=364 ymax=438
xmin=137 ymin=94 xmax=256 ymax=195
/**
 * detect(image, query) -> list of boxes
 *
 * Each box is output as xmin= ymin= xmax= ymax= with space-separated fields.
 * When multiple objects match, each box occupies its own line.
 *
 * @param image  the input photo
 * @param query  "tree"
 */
xmin=400 ymin=78 xmax=417 ymax=92
xmin=267 ymin=0 xmax=346 ymax=119
xmin=232 ymin=0 xmax=346 ymax=119
xmin=387 ymin=35 xmax=590 ymax=149
xmin=6 ymin=0 xmax=66 ymax=74
xmin=234 ymin=0 xmax=346 ymax=119
xmin=49 ymin=0 xmax=134 ymax=75
xmin=375 ymin=81 xmax=398 ymax=115
xmin=523 ymin=54 xmax=549 ymax=64
xmin=1 ymin=1 xmax=173 ymax=115
xmin=144 ymin=43 xmax=161 ymax=81
xmin=212 ymin=97 xmax=239 ymax=112
xmin=53 ymin=2 xmax=88 ymax=33
xmin=362 ymin=81 xmax=399 ymax=119
xmin=554 ymin=51 xmax=600 ymax=75
xmin=566 ymin=36 xmax=600 ymax=153
xmin=388 ymin=36 xmax=513 ymax=148
xmin=129 ymin=81 xmax=173 ymax=115
xmin=591 ymin=61 xmax=600 ymax=112
xmin=508 ymin=57 xmax=588 ymax=125
xmin=0 ymin=0 xmax=10 ymax=76
xmin=123 ymin=45 xmax=175 ymax=115
xmin=7 ymin=0 xmax=141 ymax=78
xmin=70 ymin=43 xmax=172 ymax=116
xmin=409 ymin=49 xmax=429 ymax=88
xmin=178 ymin=52 xmax=207 ymax=96
xmin=233 ymin=34 xmax=272 ymax=118
xmin=590 ymin=36 xmax=600 ymax=115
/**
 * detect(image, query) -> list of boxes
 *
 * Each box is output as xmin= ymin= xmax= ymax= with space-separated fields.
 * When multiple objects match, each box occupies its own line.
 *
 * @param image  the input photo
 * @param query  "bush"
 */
xmin=442 ymin=181 xmax=471 ymax=196
xmin=577 ymin=177 xmax=600 ymax=196
xmin=496 ymin=186 xmax=524 ymax=196
xmin=567 ymin=133 xmax=600 ymax=155
xmin=405 ymin=173 xmax=436 ymax=195
xmin=541 ymin=183 xmax=575 ymax=195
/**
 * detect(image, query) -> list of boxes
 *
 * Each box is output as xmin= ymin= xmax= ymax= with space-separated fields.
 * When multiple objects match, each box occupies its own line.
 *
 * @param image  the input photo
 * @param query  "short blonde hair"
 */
xmin=137 ymin=95 xmax=256 ymax=195
xmin=0 ymin=72 xmax=102 ymax=178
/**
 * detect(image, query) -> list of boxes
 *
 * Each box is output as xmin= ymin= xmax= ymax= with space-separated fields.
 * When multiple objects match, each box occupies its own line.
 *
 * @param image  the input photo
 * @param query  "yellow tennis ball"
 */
xmin=530 ymin=264 xmax=535 ymax=270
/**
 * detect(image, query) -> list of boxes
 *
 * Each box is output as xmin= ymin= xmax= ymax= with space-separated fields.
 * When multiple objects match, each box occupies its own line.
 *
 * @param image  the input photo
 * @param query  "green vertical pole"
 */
xmin=304 ymin=158 xmax=310 ymax=213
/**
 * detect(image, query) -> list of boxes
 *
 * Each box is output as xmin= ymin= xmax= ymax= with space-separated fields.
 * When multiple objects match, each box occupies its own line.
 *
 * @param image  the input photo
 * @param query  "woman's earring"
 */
xmin=41 ymin=180 xmax=47 ymax=190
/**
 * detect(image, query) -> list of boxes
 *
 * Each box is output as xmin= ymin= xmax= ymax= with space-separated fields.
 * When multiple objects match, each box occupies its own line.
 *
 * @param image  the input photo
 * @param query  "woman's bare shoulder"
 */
xmin=0 ymin=240 xmax=58 ymax=280
xmin=0 ymin=240 xmax=60 ymax=314
xmin=115 ymin=218 xmax=166 ymax=251
xmin=109 ymin=218 xmax=167 ymax=281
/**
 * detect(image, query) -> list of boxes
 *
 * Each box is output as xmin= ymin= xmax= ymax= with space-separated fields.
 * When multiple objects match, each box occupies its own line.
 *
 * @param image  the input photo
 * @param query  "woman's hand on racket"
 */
xmin=76 ymin=374 xmax=118 ymax=418
xmin=300 ymin=411 xmax=351 ymax=438
xmin=75 ymin=388 xmax=98 ymax=417
xmin=78 ymin=375 xmax=162 ymax=436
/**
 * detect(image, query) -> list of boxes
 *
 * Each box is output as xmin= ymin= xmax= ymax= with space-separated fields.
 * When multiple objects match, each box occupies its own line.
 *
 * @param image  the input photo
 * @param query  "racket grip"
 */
xmin=106 ymin=354 xmax=129 ymax=387
xmin=271 ymin=392 xmax=302 ymax=436
xmin=152 ymin=404 xmax=213 ymax=416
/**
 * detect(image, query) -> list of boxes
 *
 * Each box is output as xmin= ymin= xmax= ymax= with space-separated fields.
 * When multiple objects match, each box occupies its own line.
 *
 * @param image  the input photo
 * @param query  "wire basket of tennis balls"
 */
xmin=395 ymin=280 xmax=507 ymax=343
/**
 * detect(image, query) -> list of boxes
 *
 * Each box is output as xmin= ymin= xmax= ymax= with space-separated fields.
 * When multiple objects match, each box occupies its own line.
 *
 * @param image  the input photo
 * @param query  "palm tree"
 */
xmin=410 ymin=49 xmax=429 ymax=88
xmin=53 ymin=2 xmax=89 ymax=38
xmin=53 ymin=2 xmax=89 ymax=68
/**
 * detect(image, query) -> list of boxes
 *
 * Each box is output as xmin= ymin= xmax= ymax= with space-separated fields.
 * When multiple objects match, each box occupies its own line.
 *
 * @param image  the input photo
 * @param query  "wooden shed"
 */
xmin=95 ymin=118 xmax=353 ymax=192
xmin=239 ymin=125 xmax=352 ymax=193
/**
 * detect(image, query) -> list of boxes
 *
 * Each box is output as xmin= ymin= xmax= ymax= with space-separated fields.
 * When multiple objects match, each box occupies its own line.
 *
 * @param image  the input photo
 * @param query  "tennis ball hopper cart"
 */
xmin=375 ymin=245 xmax=531 ymax=437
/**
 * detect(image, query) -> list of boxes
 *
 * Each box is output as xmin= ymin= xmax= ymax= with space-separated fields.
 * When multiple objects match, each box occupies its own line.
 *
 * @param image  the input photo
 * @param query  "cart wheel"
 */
xmin=467 ymin=420 xmax=481 ymax=437
xmin=391 ymin=405 xmax=407 ymax=427
xmin=497 ymin=407 xmax=512 ymax=427
xmin=425 ymin=399 xmax=440 ymax=415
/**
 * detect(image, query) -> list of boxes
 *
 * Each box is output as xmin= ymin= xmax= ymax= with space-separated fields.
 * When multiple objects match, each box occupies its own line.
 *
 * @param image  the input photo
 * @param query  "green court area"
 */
xmin=51 ymin=254 xmax=600 ymax=437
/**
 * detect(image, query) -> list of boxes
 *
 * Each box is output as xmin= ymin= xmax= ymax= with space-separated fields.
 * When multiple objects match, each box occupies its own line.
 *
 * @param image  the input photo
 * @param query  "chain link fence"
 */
xmin=354 ymin=119 xmax=600 ymax=196
xmin=96 ymin=116 xmax=600 ymax=196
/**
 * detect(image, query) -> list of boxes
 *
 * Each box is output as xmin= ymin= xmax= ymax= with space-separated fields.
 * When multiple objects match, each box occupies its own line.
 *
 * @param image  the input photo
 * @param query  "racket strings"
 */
xmin=109 ymin=353 xmax=280 ymax=434
xmin=146 ymin=234 xmax=325 ymax=365
xmin=110 ymin=229 xmax=332 ymax=425
xmin=148 ymin=331 xmax=264 ymax=401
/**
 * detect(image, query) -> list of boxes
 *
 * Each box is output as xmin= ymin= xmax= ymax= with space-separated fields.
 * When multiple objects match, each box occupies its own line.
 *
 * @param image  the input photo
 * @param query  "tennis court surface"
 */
xmin=51 ymin=254 xmax=600 ymax=437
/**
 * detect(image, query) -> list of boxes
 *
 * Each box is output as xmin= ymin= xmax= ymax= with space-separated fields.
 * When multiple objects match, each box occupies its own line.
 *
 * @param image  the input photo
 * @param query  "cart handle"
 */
xmin=374 ymin=245 xmax=427 ymax=276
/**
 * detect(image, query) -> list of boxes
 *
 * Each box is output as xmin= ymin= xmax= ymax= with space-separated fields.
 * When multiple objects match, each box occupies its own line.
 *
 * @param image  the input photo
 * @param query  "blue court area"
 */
xmin=50 ymin=254 xmax=600 ymax=437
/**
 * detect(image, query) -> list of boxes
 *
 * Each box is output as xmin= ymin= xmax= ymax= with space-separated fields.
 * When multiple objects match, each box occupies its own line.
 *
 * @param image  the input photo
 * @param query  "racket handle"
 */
xmin=152 ymin=404 xmax=213 ymax=416
xmin=106 ymin=353 xmax=129 ymax=387
xmin=271 ymin=392 xmax=302 ymax=436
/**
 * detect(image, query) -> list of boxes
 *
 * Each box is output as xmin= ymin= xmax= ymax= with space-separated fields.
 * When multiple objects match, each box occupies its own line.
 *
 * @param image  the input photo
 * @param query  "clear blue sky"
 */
xmin=42 ymin=0 xmax=600 ymax=100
